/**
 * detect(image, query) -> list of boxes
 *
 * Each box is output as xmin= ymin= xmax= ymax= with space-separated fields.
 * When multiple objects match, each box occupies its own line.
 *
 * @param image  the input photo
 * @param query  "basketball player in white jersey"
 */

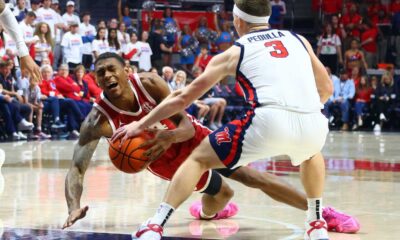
xmin=113 ymin=0 xmax=333 ymax=239
xmin=0 ymin=0 xmax=41 ymax=82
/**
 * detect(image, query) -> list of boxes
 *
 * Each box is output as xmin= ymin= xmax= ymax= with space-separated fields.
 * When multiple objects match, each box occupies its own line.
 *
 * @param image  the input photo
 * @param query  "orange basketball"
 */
xmin=109 ymin=133 xmax=153 ymax=173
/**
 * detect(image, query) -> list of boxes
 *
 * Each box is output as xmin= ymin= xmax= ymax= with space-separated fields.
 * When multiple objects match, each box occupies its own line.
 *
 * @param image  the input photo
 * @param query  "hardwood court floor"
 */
xmin=0 ymin=131 xmax=399 ymax=239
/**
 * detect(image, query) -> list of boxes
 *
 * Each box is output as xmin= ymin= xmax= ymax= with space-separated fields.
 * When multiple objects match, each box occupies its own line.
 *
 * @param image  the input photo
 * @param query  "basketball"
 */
xmin=109 ymin=133 xmax=153 ymax=173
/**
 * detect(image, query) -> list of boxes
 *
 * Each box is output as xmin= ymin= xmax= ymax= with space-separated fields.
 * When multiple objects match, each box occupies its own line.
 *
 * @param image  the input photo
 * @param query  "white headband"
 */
xmin=233 ymin=4 xmax=270 ymax=24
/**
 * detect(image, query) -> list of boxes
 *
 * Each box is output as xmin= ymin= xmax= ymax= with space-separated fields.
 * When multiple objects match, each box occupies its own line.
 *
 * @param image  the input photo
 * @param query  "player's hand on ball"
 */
xmin=140 ymin=128 xmax=175 ymax=161
xmin=62 ymin=206 xmax=89 ymax=229
xmin=111 ymin=121 xmax=145 ymax=146
xmin=19 ymin=55 xmax=42 ymax=84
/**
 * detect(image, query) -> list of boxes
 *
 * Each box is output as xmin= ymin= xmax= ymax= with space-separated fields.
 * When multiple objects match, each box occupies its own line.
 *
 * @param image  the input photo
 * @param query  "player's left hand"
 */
xmin=139 ymin=128 xmax=175 ymax=161
xmin=111 ymin=121 xmax=145 ymax=146
xmin=20 ymin=55 xmax=42 ymax=84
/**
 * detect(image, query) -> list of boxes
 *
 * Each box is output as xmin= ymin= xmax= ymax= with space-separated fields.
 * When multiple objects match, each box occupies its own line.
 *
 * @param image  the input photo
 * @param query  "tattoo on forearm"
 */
xmin=65 ymin=139 xmax=99 ymax=213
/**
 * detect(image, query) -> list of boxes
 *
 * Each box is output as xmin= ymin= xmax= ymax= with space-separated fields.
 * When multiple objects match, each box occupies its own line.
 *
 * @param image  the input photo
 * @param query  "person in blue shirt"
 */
xmin=324 ymin=69 xmax=355 ymax=131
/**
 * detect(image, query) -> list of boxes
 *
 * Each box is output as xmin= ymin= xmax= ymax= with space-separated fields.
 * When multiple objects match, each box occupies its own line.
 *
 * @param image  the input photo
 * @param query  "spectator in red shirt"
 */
xmin=54 ymin=64 xmax=92 ymax=117
xmin=360 ymin=21 xmax=379 ymax=68
xmin=368 ymin=0 xmax=387 ymax=19
xmin=350 ymin=66 xmax=361 ymax=88
xmin=353 ymin=76 xmax=373 ymax=129
xmin=83 ymin=71 xmax=101 ymax=100
xmin=390 ymin=0 xmax=400 ymax=14
xmin=194 ymin=44 xmax=213 ymax=72
xmin=322 ymin=0 xmax=343 ymax=15
xmin=341 ymin=3 xmax=362 ymax=38
xmin=39 ymin=64 xmax=84 ymax=138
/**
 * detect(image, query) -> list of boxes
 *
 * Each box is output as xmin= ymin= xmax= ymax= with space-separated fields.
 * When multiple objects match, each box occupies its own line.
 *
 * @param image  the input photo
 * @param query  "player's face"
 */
xmin=95 ymin=58 xmax=128 ymax=99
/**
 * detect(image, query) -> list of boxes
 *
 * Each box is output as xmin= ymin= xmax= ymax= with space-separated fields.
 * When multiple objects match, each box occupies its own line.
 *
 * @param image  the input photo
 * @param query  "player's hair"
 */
xmin=234 ymin=0 xmax=271 ymax=17
xmin=94 ymin=52 xmax=125 ymax=67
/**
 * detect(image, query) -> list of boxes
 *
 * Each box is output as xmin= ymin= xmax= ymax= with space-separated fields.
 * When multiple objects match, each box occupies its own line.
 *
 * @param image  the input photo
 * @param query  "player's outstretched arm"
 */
xmin=63 ymin=110 xmax=104 ymax=229
xmin=112 ymin=46 xmax=240 ymax=142
xmin=0 ymin=0 xmax=41 ymax=83
xmin=298 ymin=35 xmax=333 ymax=104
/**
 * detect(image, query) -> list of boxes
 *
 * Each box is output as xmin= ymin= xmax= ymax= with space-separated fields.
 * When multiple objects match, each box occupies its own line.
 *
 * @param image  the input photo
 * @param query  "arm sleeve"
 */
xmin=0 ymin=5 xmax=29 ymax=57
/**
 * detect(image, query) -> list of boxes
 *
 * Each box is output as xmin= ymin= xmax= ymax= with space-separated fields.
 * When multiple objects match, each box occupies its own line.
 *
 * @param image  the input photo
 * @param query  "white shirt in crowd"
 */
xmin=117 ymin=31 xmax=130 ymax=51
xmin=124 ymin=41 xmax=141 ymax=62
xmin=32 ymin=36 xmax=52 ymax=62
xmin=139 ymin=41 xmax=153 ymax=71
xmin=109 ymin=44 xmax=122 ymax=56
xmin=92 ymin=39 xmax=110 ymax=56
xmin=317 ymin=34 xmax=341 ymax=55
xmin=19 ymin=20 xmax=35 ymax=44
xmin=62 ymin=13 xmax=81 ymax=27
xmin=3 ymin=32 xmax=19 ymax=66
xmin=61 ymin=31 xmax=83 ymax=64
xmin=35 ymin=7 xmax=62 ymax=39
xmin=79 ymin=22 xmax=96 ymax=55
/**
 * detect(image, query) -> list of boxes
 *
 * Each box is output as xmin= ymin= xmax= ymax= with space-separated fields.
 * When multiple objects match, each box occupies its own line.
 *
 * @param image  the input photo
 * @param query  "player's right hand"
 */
xmin=62 ymin=206 xmax=89 ymax=229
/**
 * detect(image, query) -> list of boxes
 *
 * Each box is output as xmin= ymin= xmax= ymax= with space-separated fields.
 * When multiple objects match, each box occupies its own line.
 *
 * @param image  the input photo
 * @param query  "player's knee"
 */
xmin=233 ymin=169 xmax=264 ymax=189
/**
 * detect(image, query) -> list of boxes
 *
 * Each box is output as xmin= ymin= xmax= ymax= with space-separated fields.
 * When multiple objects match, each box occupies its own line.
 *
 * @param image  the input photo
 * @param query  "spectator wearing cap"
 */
xmin=51 ymin=0 xmax=61 ymax=14
xmin=61 ymin=22 xmax=83 ymax=71
xmin=79 ymin=12 xmax=96 ymax=70
xmin=62 ymin=1 xmax=80 ymax=27
xmin=324 ymin=69 xmax=355 ymax=131
xmin=30 ymin=0 xmax=42 ymax=23
xmin=13 ymin=0 xmax=28 ymax=22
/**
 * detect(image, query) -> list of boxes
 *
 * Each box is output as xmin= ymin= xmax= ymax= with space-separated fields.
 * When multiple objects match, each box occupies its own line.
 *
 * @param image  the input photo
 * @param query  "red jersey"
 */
xmin=94 ymin=74 xmax=212 ymax=191
xmin=196 ymin=54 xmax=213 ymax=71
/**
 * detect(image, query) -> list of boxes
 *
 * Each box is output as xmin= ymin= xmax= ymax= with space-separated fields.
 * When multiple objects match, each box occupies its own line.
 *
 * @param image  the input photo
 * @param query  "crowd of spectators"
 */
xmin=314 ymin=0 xmax=400 ymax=131
xmin=0 ymin=0 xmax=399 ymax=142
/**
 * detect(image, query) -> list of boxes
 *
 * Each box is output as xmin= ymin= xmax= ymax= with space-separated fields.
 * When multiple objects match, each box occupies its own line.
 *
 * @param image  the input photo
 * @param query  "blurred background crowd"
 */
xmin=0 ymin=0 xmax=399 ymax=141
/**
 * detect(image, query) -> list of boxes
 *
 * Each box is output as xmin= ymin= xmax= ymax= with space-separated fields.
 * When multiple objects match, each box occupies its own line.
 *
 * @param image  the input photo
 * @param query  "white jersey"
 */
xmin=235 ymin=29 xmax=321 ymax=113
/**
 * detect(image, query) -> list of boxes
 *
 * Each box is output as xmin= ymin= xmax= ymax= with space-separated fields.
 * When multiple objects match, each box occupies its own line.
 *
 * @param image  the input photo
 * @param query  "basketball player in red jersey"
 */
xmin=63 ymin=53 xmax=359 ymax=234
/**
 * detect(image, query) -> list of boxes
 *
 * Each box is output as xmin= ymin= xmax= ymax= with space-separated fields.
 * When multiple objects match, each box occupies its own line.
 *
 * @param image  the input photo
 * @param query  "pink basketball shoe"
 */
xmin=323 ymin=206 xmax=360 ymax=233
xmin=189 ymin=201 xmax=239 ymax=220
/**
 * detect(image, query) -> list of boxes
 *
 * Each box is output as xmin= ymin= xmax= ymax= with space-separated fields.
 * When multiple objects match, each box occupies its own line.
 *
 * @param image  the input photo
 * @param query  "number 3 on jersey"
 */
xmin=264 ymin=40 xmax=289 ymax=58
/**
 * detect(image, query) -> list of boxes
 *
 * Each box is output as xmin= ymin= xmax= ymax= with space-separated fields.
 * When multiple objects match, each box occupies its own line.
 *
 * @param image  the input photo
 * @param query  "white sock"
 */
xmin=200 ymin=209 xmax=217 ymax=219
xmin=307 ymin=198 xmax=323 ymax=222
xmin=55 ymin=117 xmax=60 ymax=122
xmin=149 ymin=202 xmax=175 ymax=227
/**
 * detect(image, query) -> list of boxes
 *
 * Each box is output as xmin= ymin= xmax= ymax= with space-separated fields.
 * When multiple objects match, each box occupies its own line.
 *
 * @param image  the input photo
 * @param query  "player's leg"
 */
xmin=134 ymin=139 xmax=225 ymax=239
xmin=300 ymin=152 xmax=329 ymax=240
xmin=227 ymin=166 xmax=307 ymax=210
xmin=190 ymin=171 xmax=238 ymax=220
